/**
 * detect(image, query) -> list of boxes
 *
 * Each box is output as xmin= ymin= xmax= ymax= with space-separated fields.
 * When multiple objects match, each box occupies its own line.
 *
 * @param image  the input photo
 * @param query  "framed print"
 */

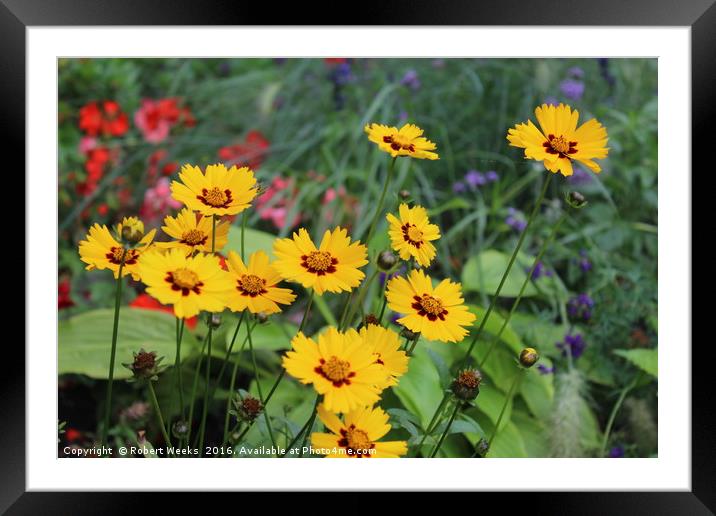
xmin=4 ymin=0 xmax=711 ymax=511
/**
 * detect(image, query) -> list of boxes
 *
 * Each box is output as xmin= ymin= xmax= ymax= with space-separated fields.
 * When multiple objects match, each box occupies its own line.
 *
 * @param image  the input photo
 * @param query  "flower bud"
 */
xmin=255 ymin=312 xmax=269 ymax=324
xmin=172 ymin=420 xmax=189 ymax=439
xmin=474 ymin=437 xmax=489 ymax=457
xmin=565 ymin=191 xmax=588 ymax=209
xmin=117 ymin=216 xmax=145 ymax=245
xmin=398 ymin=189 xmax=411 ymax=201
xmin=400 ymin=326 xmax=420 ymax=341
xmin=377 ymin=250 xmax=398 ymax=271
xmin=519 ymin=347 xmax=539 ymax=368
xmin=209 ymin=313 xmax=222 ymax=329
xmin=451 ymin=369 xmax=482 ymax=401
xmin=123 ymin=349 xmax=164 ymax=381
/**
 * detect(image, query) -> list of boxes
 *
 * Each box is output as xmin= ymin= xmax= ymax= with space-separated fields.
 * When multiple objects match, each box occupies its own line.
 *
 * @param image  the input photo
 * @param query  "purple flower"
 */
xmin=567 ymin=166 xmax=592 ymax=186
xmin=453 ymin=181 xmax=467 ymax=194
xmin=398 ymin=111 xmax=409 ymax=123
xmin=608 ymin=446 xmax=625 ymax=458
xmin=556 ymin=333 xmax=587 ymax=359
xmin=528 ymin=261 xmax=553 ymax=280
xmin=400 ymin=69 xmax=421 ymax=91
xmin=559 ymin=79 xmax=585 ymax=101
xmin=577 ymin=249 xmax=592 ymax=272
xmin=464 ymin=170 xmax=486 ymax=188
xmin=544 ymin=96 xmax=559 ymax=106
xmin=567 ymin=66 xmax=585 ymax=79
xmin=505 ymin=207 xmax=527 ymax=232
xmin=485 ymin=170 xmax=499 ymax=182
xmin=537 ymin=364 xmax=555 ymax=375
xmin=329 ymin=63 xmax=353 ymax=86
xmin=567 ymin=293 xmax=595 ymax=321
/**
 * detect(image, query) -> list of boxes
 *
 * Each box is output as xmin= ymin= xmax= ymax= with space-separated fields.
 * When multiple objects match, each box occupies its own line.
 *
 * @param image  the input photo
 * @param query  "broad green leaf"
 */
xmin=392 ymin=349 xmax=444 ymax=429
xmin=58 ymin=308 xmax=200 ymax=380
xmin=462 ymin=249 xmax=537 ymax=297
xmin=520 ymin=364 xmax=555 ymax=419
xmin=614 ymin=348 xmax=658 ymax=377
xmin=488 ymin=421 xmax=528 ymax=458
xmin=226 ymin=226 xmax=279 ymax=259
xmin=468 ymin=304 xmax=523 ymax=353
xmin=473 ymin=382 xmax=513 ymax=429
xmin=510 ymin=410 xmax=549 ymax=457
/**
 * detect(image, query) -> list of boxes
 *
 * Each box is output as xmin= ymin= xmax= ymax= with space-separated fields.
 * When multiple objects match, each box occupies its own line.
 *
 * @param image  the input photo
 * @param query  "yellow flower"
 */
xmin=386 ymin=269 xmax=476 ymax=343
xmin=137 ymin=248 xmax=231 ymax=319
xmin=225 ymin=250 xmax=296 ymax=314
xmin=365 ymin=123 xmax=439 ymax=160
xmin=115 ymin=216 xmax=148 ymax=244
xmin=78 ymin=223 xmax=156 ymax=280
xmin=273 ymin=227 xmax=368 ymax=295
xmin=282 ymin=327 xmax=387 ymax=414
xmin=386 ymin=203 xmax=440 ymax=267
xmin=507 ymin=103 xmax=609 ymax=177
xmin=170 ymin=163 xmax=258 ymax=216
xmin=360 ymin=324 xmax=408 ymax=387
xmin=158 ymin=207 xmax=230 ymax=255
xmin=311 ymin=405 xmax=407 ymax=458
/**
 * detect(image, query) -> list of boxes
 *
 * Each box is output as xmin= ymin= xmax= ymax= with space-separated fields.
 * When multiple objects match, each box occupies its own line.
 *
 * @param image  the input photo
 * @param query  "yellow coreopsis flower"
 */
xmin=507 ymin=103 xmax=609 ymax=177
xmin=311 ymin=404 xmax=407 ymax=458
xmin=360 ymin=324 xmax=409 ymax=387
xmin=78 ymin=222 xmax=156 ymax=280
xmin=272 ymin=227 xmax=368 ymax=295
xmin=386 ymin=203 xmax=441 ymax=267
xmin=170 ymin=163 xmax=258 ymax=216
xmin=386 ymin=269 xmax=476 ymax=343
xmin=137 ymin=248 xmax=232 ymax=319
xmin=364 ymin=123 xmax=439 ymax=160
xmin=157 ymin=207 xmax=230 ymax=255
xmin=282 ymin=328 xmax=388 ymax=414
xmin=225 ymin=250 xmax=296 ymax=314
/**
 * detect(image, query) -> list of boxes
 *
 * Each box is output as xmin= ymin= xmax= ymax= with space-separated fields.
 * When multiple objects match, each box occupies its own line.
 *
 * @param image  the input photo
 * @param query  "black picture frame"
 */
xmin=5 ymin=0 xmax=709 ymax=511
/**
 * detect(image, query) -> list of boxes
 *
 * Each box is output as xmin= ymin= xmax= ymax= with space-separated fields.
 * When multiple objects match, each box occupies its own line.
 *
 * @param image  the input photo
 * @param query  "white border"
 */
xmin=28 ymin=27 xmax=690 ymax=490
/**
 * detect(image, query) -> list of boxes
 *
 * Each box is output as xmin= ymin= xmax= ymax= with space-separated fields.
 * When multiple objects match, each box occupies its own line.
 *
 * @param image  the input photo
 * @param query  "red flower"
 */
xmin=130 ymin=293 xmax=198 ymax=329
xmin=218 ymin=130 xmax=270 ymax=170
xmin=97 ymin=203 xmax=109 ymax=216
xmin=78 ymin=100 xmax=129 ymax=137
xmin=134 ymin=98 xmax=193 ymax=144
xmin=58 ymin=278 xmax=75 ymax=309
xmin=64 ymin=428 xmax=82 ymax=442
xmin=324 ymin=58 xmax=348 ymax=65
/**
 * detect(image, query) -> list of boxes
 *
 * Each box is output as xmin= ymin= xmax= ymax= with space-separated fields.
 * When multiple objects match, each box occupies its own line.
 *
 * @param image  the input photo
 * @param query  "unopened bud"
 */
xmin=209 ymin=313 xmax=222 ymax=329
xmin=475 ymin=437 xmax=489 ymax=457
xmin=519 ymin=347 xmax=539 ymax=368
xmin=377 ymin=250 xmax=398 ymax=271
xmin=566 ymin=191 xmax=588 ymax=209
xmin=398 ymin=189 xmax=411 ymax=201
xmin=172 ymin=420 xmax=189 ymax=439
xmin=118 ymin=216 xmax=146 ymax=245
xmin=255 ymin=312 xmax=269 ymax=324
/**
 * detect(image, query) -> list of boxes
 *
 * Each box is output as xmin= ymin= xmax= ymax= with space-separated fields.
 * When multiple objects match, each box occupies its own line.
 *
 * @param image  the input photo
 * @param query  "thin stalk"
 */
xmin=282 ymin=394 xmax=321 ymax=457
xmin=343 ymin=269 xmax=379 ymax=330
xmin=100 ymin=251 xmax=125 ymax=449
xmin=196 ymin=321 xmax=214 ymax=455
xmin=406 ymin=335 xmax=421 ymax=356
xmin=413 ymin=394 xmax=450 ymax=456
xmin=147 ymin=380 xmax=174 ymax=457
xmin=186 ymin=339 xmax=207 ymax=444
xmin=486 ymin=369 xmax=525 ymax=452
xmin=222 ymin=334 xmax=250 ymax=444
xmin=246 ymin=317 xmax=279 ymax=452
xmin=429 ymin=401 xmax=460 ymax=458
xmin=599 ymin=375 xmax=640 ymax=457
xmin=479 ymin=211 xmax=567 ymax=368
xmin=364 ymin=156 xmax=396 ymax=246
xmin=173 ymin=318 xmax=186 ymax=447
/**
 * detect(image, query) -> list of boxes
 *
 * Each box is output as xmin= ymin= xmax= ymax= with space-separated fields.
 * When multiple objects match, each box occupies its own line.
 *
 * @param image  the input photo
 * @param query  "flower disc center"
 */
xmin=239 ymin=274 xmax=265 ymax=295
xmin=345 ymin=427 xmax=372 ymax=452
xmin=320 ymin=356 xmax=351 ymax=382
xmin=203 ymin=187 xmax=228 ymax=207
xmin=172 ymin=268 xmax=200 ymax=289
xmin=419 ymin=294 xmax=444 ymax=316
xmin=305 ymin=251 xmax=333 ymax=272
xmin=181 ymin=228 xmax=206 ymax=245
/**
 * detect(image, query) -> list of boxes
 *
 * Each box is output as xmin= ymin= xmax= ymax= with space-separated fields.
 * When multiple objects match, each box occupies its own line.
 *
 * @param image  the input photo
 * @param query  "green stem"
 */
xmin=246 ymin=317 xmax=279 ymax=452
xmin=479 ymin=210 xmax=566 ymax=368
xmin=487 ymin=369 xmax=525 ymax=452
xmin=460 ymin=173 xmax=552 ymax=368
xmin=343 ymin=269 xmax=379 ymax=330
xmin=196 ymin=321 xmax=213 ymax=455
xmin=429 ymin=401 xmax=460 ymax=458
xmin=599 ymin=375 xmax=640 ymax=457
xmin=414 ymin=394 xmax=450 ymax=456
xmin=337 ymin=291 xmax=354 ymax=330
xmin=101 ymin=251 xmax=125 ymax=449
xmin=406 ymin=335 xmax=421 ymax=356
xmin=364 ymin=156 xmax=396 ymax=246
xmin=174 ymin=318 xmax=186 ymax=447
xmin=282 ymin=394 xmax=320 ymax=457
xmin=186 ymin=339 xmax=207 ymax=444
xmin=147 ymin=380 xmax=174 ymax=457
xmin=222 ymin=334 xmax=250 ymax=445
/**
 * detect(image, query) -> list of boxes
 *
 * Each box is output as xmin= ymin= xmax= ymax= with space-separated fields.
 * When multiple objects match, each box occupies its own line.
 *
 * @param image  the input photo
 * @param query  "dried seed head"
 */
xmin=377 ymin=250 xmax=398 ymax=271
xmin=451 ymin=369 xmax=482 ymax=401
xmin=232 ymin=394 xmax=263 ymax=423
xmin=123 ymin=349 xmax=163 ymax=381
xmin=360 ymin=313 xmax=381 ymax=329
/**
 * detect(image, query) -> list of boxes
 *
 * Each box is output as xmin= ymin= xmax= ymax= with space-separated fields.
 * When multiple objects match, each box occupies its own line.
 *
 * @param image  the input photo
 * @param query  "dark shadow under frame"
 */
xmin=3 ymin=0 xmax=711 ymax=512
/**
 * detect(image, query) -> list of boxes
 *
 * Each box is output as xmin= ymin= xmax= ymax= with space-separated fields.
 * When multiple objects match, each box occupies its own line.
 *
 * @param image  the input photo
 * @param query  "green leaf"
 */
xmin=520 ymin=364 xmax=555 ymax=419
xmin=613 ymin=348 xmax=657 ymax=377
xmin=392 ymin=349 xmax=444 ymax=429
xmin=226 ymin=226 xmax=279 ymax=259
xmin=462 ymin=249 xmax=537 ymax=297
xmin=488 ymin=421 xmax=528 ymax=458
xmin=474 ymin=382 xmax=513 ymax=429
xmin=58 ymin=308 xmax=200 ymax=380
xmin=468 ymin=304 xmax=523 ymax=353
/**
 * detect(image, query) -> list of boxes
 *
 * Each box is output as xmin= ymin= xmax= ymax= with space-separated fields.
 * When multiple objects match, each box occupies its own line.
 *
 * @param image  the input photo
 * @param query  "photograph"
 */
xmin=57 ymin=57 xmax=659 ymax=460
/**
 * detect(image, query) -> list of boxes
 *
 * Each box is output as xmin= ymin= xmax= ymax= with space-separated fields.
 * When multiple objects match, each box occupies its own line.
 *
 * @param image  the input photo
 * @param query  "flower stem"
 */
xmin=364 ymin=156 xmax=396 ymax=247
xmin=486 ymin=369 xmax=525 ymax=453
xmin=479 ymin=210 xmax=566 ymax=368
xmin=222 ymin=333 xmax=250 ymax=445
xmin=429 ymin=401 xmax=460 ymax=458
xmin=599 ymin=374 xmax=640 ymax=457
xmin=246 ymin=316 xmax=279 ymax=453
xmin=413 ymin=394 xmax=450 ymax=456
xmin=100 ymin=253 xmax=125 ymax=449
xmin=196 ymin=321 xmax=213 ymax=455
xmin=147 ymin=380 xmax=174 ymax=457
xmin=281 ymin=394 xmax=320 ymax=457
xmin=343 ymin=269 xmax=379 ymax=330
xmin=186 ymin=339 xmax=207 ymax=444
xmin=174 ymin=317 xmax=186 ymax=447
xmin=406 ymin=335 xmax=421 ymax=356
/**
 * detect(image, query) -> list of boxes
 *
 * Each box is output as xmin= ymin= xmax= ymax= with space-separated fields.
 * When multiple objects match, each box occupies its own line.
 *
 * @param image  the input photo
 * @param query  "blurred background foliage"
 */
xmin=58 ymin=58 xmax=657 ymax=458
